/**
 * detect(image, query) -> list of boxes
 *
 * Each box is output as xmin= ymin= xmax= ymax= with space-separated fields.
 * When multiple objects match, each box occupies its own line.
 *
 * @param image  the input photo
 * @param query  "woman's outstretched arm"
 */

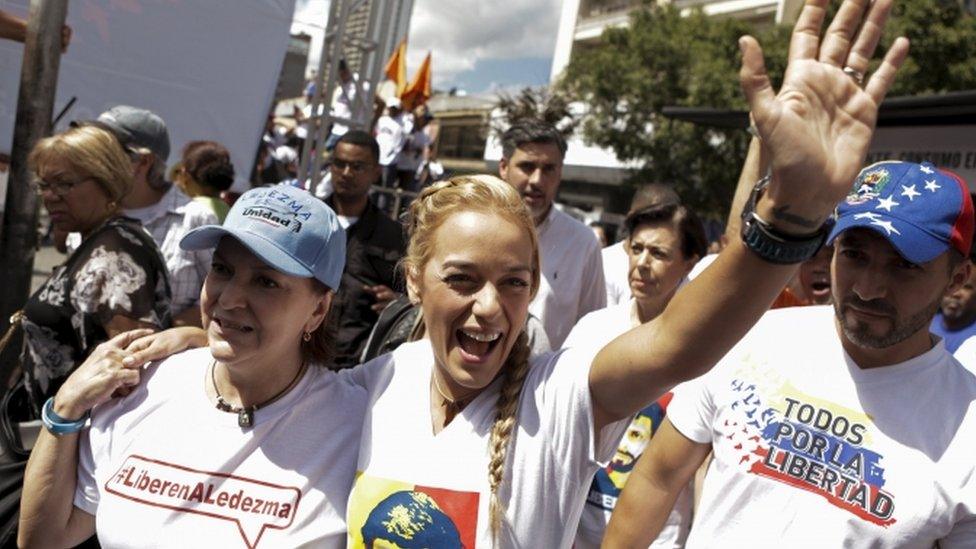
xmin=589 ymin=0 xmax=911 ymax=428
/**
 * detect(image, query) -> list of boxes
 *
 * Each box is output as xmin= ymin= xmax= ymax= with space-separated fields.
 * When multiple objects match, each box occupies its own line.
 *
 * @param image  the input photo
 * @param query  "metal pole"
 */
xmin=299 ymin=0 xmax=412 ymax=192
xmin=0 ymin=0 xmax=67 ymax=379
xmin=298 ymin=0 xmax=361 ymax=186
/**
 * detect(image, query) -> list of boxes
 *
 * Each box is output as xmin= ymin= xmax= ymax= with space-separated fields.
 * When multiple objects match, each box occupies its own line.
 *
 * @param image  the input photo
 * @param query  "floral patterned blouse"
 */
xmin=21 ymin=217 xmax=171 ymax=411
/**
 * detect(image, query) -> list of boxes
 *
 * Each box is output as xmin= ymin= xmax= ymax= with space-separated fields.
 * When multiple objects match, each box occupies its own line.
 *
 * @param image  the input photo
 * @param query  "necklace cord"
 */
xmin=210 ymin=359 xmax=308 ymax=426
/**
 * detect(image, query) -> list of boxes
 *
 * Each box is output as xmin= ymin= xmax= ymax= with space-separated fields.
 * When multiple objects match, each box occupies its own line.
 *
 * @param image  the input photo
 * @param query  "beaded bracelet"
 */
xmin=41 ymin=397 xmax=90 ymax=436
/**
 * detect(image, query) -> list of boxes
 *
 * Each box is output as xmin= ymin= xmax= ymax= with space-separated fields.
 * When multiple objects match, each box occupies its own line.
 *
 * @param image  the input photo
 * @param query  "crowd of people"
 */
xmin=3 ymin=0 xmax=976 ymax=547
xmin=254 ymin=59 xmax=440 ymax=205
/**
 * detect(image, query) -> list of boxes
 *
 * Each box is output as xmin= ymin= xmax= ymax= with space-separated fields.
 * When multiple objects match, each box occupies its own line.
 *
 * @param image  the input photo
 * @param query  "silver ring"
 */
xmin=843 ymin=66 xmax=865 ymax=85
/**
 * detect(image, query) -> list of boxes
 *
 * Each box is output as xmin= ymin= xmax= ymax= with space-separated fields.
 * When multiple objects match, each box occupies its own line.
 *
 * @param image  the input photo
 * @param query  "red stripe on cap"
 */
xmin=940 ymin=169 xmax=974 ymax=257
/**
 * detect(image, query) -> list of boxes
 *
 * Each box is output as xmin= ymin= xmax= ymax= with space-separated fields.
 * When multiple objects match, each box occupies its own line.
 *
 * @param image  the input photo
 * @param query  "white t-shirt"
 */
xmin=602 ymin=242 xmax=631 ymax=307
xmin=329 ymin=76 xmax=369 ymax=136
xmin=75 ymin=348 xmax=367 ymax=548
xmin=669 ymin=305 xmax=976 ymax=548
xmin=686 ymin=252 xmax=718 ymax=281
xmin=564 ymin=302 xmax=692 ymax=549
xmin=396 ymin=129 xmax=431 ymax=173
xmin=531 ymin=207 xmax=607 ymax=348
xmin=375 ymin=113 xmax=408 ymax=167
xmin=337 ymin=215 xmax=359 ymax=230
xmin=953 ymin=336 xmax=976 ymax=374
xmin=342 ymin=339 xmax=629 ymax=548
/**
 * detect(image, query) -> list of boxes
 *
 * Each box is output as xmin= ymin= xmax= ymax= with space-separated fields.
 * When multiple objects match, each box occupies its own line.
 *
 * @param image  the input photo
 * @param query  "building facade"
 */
xmin=536 ymin=0 xmax=802 ymax=217
xmin=551 ymin=0 xmax=802 ymax=82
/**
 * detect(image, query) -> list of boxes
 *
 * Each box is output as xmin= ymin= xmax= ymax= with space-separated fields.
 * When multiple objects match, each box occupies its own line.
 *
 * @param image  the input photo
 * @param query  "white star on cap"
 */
xmin=854 ymin=212 xmax=882 ymax=221
xmin=876 ymin=196 xmax=899 ymax=212
xmin=870 ymin=218 xmax=900 ymax=236
xmin=925 ymin=179 xmax=941 ymax=192
xmin=901 ymin=185 xmax=921 ymax=201
xmin=920 ymin=165 xmax=934 ymax=174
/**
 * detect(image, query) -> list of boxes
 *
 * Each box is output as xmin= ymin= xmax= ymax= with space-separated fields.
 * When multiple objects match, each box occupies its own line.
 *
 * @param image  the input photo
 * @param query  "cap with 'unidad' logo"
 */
xmin=181 ymin=184 xmax=346 ymax=289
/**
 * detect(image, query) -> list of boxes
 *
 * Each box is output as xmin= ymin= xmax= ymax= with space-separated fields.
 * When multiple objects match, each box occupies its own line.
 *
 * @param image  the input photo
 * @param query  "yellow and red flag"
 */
xmin=384 ymin=40 xmax=408 ymax=96
xmin=401 ymin=52 xmax=432 ymax=111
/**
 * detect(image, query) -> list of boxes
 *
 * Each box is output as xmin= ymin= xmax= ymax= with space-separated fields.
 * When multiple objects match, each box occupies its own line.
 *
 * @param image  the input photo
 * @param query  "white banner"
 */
xmin=1 ymin=0 xmax=297 ymax=192
xmin=867 ymin=125 xmax=976 ymax=191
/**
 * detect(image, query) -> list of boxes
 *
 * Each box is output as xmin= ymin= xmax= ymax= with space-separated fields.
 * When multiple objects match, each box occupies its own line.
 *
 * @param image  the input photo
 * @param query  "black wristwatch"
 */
xmin=740 ymin=175 xmax=833 ymax=265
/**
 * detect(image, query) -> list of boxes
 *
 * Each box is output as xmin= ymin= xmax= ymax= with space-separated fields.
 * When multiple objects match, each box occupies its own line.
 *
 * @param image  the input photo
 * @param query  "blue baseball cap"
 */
xmin=180 ymin=184 xmax=346 ymax=289
xmin=827 ymin=161 xmax=974 ymax=264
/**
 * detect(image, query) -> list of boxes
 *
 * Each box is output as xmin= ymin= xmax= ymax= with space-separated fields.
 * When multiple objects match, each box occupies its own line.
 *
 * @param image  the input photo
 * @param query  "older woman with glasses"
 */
xmin=15 ymin=125 xmax=171 ymax=428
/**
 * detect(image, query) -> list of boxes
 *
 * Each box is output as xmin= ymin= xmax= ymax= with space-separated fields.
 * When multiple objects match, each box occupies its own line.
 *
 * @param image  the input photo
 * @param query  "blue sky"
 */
xmin=292 ymin=0 xmax=562 ymax=94
xmin=448 ymin=57 xmax=553 ymax=94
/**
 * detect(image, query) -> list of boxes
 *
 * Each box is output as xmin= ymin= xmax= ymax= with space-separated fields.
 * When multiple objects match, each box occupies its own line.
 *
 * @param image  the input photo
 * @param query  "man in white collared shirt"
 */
xmin=69 ymin=106 xmax=217 ymax=326
xmin=498 ymin=120 xmax=605 ymax=348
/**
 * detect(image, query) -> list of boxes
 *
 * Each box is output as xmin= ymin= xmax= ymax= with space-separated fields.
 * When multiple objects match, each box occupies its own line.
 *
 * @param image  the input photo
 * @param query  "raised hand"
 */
xmin=739 ymin=0 xmax=910 ymax=233
xmin=52 ymin=329 xmax=155 ymax=420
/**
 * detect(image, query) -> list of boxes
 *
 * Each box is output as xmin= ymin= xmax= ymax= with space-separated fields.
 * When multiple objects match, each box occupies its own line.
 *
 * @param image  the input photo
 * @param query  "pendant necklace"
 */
xmin=211 ymin=360 xmax=308 ymax=428
xmin=431 ymin=371 xmax=476 ymax=425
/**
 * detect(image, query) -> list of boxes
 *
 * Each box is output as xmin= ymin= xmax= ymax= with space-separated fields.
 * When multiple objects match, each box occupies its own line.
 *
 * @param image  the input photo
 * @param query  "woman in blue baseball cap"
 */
xmin=19 ymin=184 xmax=365 ymax=548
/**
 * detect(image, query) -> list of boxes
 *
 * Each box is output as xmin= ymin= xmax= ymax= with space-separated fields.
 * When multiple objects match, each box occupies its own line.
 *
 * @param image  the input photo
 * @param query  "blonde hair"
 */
xmin=404 ymin=175 xmax=540 ymax=537
xmin=29 ymin=125 xmax=134 ymax=203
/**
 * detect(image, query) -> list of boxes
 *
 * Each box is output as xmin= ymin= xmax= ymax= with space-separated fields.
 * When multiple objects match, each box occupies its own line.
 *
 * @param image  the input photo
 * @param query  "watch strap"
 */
xmin=741 ymin=213 xmax=832 ymax=264
xmin=739 ymin=175 xmax=833 ymax=264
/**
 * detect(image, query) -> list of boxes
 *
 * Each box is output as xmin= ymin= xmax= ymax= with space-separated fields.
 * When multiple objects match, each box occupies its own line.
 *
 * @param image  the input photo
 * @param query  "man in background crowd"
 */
xmin=395 ymin=107 xmax=434 ymax=192
xmin=69 ymin=106 xmax=217 ymax=326
xmin=498 ymin=119 xmax=605 ymax=347
xmin=931 ymin=260 xmax=976 ymax=352
xmin=324 ymin=60 xmax=367 ymax=152
xmin=375 ymin=98 xmax=408 ymax=191
xmin=324 ymin=130 xmax=406 ymax=368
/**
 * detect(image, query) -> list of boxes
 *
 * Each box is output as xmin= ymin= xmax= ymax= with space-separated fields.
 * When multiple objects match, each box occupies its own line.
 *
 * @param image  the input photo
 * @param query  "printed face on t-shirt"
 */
xmin=831 ymin=228 xmax=963 ymax=352
xmin=409 ymin=210 xmax=534 ymax=396
xmin=608 ymin=414 xmax=654 ymax=490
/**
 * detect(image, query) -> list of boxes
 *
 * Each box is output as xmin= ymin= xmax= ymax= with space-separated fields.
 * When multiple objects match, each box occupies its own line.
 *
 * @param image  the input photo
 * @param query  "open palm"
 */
xmin=741 ymin=0 xmax=910 ymax=221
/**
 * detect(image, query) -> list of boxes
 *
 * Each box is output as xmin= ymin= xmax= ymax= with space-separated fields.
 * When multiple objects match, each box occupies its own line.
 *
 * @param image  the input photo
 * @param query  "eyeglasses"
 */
xmin=32 ymin=177 xmax=86 ymax=197
xmin=331 ymin=159 xmax=369 ymax=173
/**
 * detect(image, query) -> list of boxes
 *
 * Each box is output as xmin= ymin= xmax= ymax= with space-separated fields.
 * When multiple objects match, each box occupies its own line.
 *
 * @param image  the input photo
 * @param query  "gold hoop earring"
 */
xmin=302 ymin=331 xmax=312 ymax=342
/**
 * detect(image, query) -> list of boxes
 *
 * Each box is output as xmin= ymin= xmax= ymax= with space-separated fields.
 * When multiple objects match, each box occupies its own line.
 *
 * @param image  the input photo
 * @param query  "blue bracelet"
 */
xmin=41 ymin=397 xmax=89 ymax=436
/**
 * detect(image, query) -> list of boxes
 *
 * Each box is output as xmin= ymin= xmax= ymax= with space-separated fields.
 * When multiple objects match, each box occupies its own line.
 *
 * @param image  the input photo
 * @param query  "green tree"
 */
xmin=882 ymin=0 xmax=976 ymax=94
xmin=559 ymin=0 xmax=976 ymax=220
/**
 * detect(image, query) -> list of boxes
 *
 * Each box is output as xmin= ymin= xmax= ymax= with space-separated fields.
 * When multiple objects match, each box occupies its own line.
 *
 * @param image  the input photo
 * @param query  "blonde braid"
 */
xmin=402 ymin=174 xmax=542 ymax=540
xmin=487 ymin=330 xmax=531 ymax=539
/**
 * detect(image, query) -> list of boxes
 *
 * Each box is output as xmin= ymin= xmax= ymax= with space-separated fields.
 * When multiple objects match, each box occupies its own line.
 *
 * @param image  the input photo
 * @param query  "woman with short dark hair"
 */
xmin=175 ymin=140 xmax=235 ymax=223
